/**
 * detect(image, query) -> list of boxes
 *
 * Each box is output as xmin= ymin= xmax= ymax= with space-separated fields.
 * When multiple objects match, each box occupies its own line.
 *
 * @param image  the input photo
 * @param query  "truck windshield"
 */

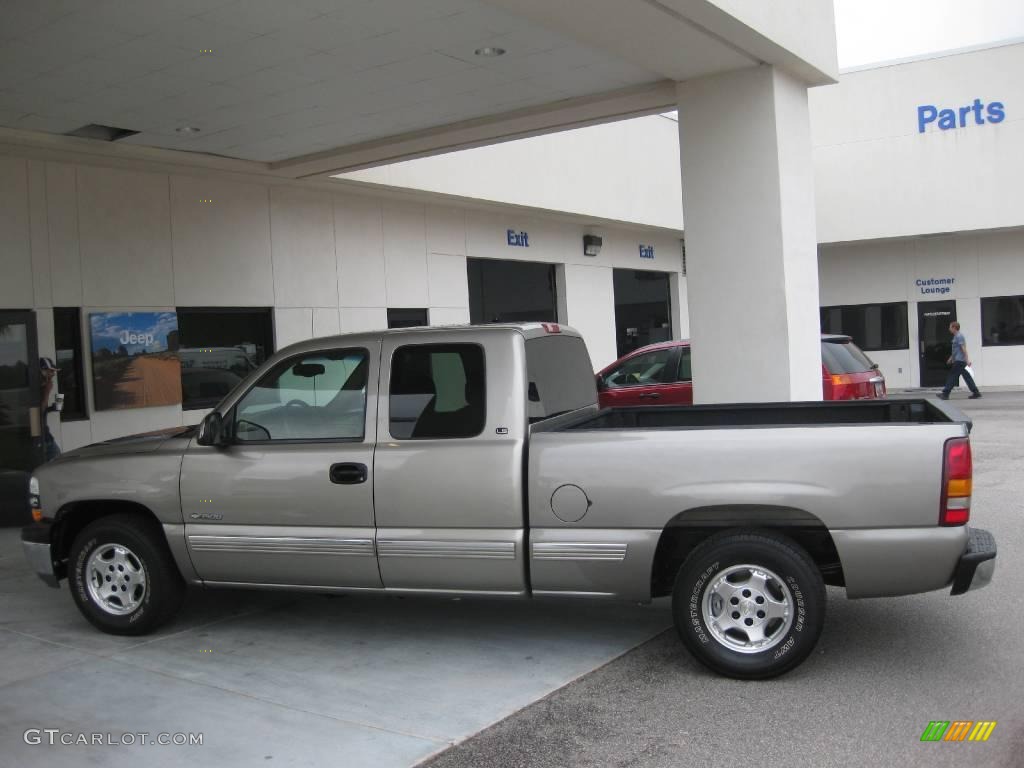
xmin=525 ymin=335 xmax=597 ymax=421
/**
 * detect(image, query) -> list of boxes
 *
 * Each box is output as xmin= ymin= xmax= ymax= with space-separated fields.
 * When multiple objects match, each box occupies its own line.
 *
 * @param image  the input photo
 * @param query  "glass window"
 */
xmin=234 ymin=349 xmax=367 ymax=442
xmin=675 ymin=347 xmax=692 ymax=383
xmin=387 ymin=308 xmax=429 ymax=329
xmin=981 ymin=296 xmax=1024 ymax=346
xmin=0 ymin=322 xmax=29 ymax=390
xmin=389 ymin=344 xmax=485 ymax=439
xmin=53 ymin=308 xmax=87 ymax=421
xmin=468 ymin=258 xmax=557 ymax=324
xmin=525 ymin=335 xmax=596 ymax=422
xmin=819 ymin=302 xmax=909 ymax=351
xmin=821 ymin=340 xmax=876 ymax=374
xmin=613 ymin=269 xmax=672 ymax=358
xmin=601 ymin=348 xmax=673 ymax=389
xmin=177 ymin=308 xmax=274 ymax=410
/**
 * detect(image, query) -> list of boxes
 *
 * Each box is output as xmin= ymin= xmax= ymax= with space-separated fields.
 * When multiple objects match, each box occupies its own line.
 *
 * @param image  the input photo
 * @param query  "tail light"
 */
xmin=829 ymin=374 xmax=851 ymax=399
xmin=829 ymin=373 xmax=868 ymax=400
xmin=940 ymin=437 xmax=972 ymax=526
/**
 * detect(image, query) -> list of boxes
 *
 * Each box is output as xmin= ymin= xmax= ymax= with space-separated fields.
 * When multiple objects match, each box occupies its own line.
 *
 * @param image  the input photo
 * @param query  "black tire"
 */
xmin=671 ymin=531 xmax=825 ymax=679
xmin=68 ymin=514 xmax=185 ymax=636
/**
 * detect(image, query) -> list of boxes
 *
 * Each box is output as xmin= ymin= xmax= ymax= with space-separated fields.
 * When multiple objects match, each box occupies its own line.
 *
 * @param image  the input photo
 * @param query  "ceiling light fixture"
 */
xmin=176 ymin=126 xmax=201 ymax=134
xmin=474 ymin=46 xmax=506 ymax=57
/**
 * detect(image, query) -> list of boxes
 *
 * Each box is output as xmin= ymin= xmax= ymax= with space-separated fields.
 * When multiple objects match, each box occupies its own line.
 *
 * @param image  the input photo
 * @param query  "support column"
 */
xmin=677 ymin=65 xmax=822 ymax=403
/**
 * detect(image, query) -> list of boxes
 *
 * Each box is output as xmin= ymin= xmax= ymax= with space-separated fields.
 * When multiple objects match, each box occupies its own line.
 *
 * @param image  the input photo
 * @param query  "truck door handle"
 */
xmin=638 ymin=392 xmax=661 ymax=400
xmin=329 ymin=463 xmax=367 ymax=484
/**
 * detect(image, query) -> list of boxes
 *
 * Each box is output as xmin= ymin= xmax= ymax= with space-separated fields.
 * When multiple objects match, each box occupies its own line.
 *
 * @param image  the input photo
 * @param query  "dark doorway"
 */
xmin=1 ymin=310 xmax=42 ymax=526
xmin=467 ymin=258 xmax=558 ymax=324
xmin=613 ymin=269 xmax=672 ymax=358
xmin=387 ymin=308 xmax=429 ymax=329
xmin=918 ymin=300 xmax=957 ymax=387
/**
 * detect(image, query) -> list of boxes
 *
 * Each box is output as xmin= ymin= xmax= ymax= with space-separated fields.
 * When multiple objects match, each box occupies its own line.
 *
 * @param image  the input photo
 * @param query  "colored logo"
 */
xmin=920 ymin=721 xmax=997 ymax=742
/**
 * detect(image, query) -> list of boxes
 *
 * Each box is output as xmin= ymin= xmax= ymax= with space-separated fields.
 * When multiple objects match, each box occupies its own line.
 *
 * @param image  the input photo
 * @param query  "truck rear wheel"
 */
xmin=68 ymin=514 xmax=185 ymax=636
xmin=671 ymin=531 xmax=825 ymax=679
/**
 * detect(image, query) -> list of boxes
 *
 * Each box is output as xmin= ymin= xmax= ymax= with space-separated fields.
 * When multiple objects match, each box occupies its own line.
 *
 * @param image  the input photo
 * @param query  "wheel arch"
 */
xmin=650 ymin=505 xmax=844 ymax=598
xmin=51 ymin=500 xmax=174 ymax=580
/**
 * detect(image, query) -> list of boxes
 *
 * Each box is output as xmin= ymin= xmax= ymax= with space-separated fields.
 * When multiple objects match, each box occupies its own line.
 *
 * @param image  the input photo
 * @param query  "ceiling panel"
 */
xmin=0 ymin=0 xmax=692 ymax=163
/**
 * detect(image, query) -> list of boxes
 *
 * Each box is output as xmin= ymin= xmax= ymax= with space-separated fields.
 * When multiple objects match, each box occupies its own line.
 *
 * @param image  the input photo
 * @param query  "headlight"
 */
xmin=29 ymin=476 xmax=42 ymax=521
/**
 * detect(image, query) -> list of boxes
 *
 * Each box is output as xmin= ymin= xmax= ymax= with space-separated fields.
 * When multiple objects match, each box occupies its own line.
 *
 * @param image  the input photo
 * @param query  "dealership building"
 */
xmin=348 ymin=40 xmax=1024 ymax=393
xmin=0 ymin=0 xmax=1020 ymax=490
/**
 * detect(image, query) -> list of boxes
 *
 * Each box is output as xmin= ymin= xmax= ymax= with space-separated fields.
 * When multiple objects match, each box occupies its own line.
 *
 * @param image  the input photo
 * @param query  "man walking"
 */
xmin=939 ymin=322 xmax=981 ymax=400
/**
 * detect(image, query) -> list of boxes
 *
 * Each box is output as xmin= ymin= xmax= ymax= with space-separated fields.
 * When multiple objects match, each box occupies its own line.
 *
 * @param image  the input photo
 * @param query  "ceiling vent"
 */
xmin=64 ymin=124 xmax=139 ymax=142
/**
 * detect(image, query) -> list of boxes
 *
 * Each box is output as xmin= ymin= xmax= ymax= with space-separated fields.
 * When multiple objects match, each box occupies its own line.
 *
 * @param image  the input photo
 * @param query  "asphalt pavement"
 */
xmin=424 ymin=391 xmax=1024 ymax=768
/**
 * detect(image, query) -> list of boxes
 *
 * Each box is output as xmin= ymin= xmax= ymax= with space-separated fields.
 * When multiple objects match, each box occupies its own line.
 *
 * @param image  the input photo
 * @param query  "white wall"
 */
xmin=819 ymin=229 xmax=1024 ymax=388
xmin=339 ymin=41 xmax=1024 ymax=248
xmin=0 ymin=149 xmax=685 ymax=451
xmin=812 ymin=42 xmax=1024 ymax=243
xmin=704 ymin=0 xmax=839 ymax=79
xmin=342 ymin=115 xmax=685 ymax=229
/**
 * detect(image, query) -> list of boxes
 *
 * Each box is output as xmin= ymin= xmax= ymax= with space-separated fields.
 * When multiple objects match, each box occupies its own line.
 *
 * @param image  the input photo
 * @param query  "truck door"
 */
xmin=374 ymin=329 xmax=528 ymax=593
xmin=180 ymin=343 xmax=382 ymax=588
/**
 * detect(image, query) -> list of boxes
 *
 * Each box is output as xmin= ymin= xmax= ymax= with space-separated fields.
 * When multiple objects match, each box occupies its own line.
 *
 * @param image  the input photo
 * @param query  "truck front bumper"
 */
xmin=21 ymin=523 xmax=59 ymax=588
xmin=950 ymin=527 xmax=997 ymax=595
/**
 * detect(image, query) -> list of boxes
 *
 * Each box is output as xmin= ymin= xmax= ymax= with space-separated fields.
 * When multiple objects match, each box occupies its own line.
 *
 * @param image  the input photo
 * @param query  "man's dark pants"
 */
xmin=943 ymin=361 xmax=980 ymax=396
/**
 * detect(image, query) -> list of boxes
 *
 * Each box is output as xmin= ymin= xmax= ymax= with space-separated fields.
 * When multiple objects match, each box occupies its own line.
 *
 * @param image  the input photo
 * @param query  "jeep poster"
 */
xmin=89 ymin=312 xmax=182 ymax=411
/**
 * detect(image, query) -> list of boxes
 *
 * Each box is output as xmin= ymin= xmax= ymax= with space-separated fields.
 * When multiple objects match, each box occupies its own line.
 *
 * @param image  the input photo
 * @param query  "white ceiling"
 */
xmin=0 ymin=0 xmax=666 ymax=162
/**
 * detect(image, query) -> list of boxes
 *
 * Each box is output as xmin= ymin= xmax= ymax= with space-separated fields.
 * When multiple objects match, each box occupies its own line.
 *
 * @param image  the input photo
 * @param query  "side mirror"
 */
xmin=197 ymin=412 xmax=225 ymax=447
xmin=595 ymin=374 xmax=605 ymax=391
xmin=871 ymin=363 xmax=880 ymax=370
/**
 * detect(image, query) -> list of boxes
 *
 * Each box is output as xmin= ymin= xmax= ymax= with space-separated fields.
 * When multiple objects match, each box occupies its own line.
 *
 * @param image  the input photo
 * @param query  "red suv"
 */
xmin=596 ymin=334 xmax=886 ymax=407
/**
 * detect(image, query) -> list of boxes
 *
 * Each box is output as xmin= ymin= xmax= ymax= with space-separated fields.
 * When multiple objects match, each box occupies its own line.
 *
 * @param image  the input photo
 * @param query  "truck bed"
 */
xmin=549 ymin=398 xmax=967 ymax=432
xmin=526 ymin=396 xmax=972 ymax=601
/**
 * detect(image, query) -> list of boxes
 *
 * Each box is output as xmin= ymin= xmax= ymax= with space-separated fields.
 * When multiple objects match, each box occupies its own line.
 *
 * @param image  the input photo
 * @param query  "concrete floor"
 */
xmin=0 ymin=538 xmax=670 ymax=767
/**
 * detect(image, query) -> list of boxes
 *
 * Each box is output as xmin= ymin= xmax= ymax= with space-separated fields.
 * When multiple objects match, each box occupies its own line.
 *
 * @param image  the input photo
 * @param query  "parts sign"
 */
xmin=917 ymin=99 xmax=1005 ymax=133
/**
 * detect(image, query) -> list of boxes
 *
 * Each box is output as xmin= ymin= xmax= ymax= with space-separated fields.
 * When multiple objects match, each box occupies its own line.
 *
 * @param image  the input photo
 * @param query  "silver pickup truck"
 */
xmin=22 ymin=323 xmax=997 ymax=678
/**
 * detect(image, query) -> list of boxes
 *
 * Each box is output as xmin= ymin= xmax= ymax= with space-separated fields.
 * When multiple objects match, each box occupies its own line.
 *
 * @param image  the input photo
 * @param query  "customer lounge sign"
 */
xmin=89 ymin=312 xmax=182 ymax=411
xmin=916 ymin=277 xmax=955 ymax=296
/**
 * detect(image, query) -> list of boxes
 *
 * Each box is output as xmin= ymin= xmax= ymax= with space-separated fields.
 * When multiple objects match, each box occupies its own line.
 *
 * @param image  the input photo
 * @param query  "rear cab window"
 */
xmin=526 ymin=335 xmax=596 ymax=422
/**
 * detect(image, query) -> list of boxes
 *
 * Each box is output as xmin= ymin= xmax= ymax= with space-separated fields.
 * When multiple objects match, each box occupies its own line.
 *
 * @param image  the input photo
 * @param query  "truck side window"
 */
xmin=389 ymin=344 xmax=485 ymax=439
xmin=233 ymin=349 xmax=368 ymax=441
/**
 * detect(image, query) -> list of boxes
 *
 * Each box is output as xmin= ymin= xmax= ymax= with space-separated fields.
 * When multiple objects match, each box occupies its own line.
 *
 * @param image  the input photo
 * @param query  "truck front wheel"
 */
xmin=68 ymin=514 xmax=185 ymax=636
xmin=672 ymin=531 xmax=825 ymax=679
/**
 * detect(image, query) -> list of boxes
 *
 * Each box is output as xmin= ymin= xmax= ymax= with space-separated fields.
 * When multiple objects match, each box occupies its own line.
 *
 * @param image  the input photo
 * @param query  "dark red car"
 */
xmin=596 ymin=334 xmax=886 ymax=407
